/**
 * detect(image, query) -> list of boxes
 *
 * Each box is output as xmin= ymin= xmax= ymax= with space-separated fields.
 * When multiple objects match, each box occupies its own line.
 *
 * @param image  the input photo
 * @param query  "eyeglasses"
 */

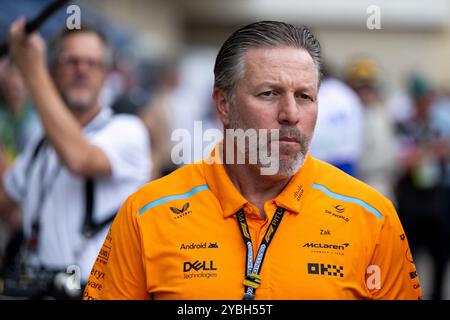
xmin=57 ymin=54 xmax=104 ymax=70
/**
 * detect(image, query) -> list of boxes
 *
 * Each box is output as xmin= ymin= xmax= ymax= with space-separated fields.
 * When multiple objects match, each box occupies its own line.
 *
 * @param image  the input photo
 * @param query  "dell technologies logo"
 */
xmin=183 ymin=260 xmax=217 ymax=272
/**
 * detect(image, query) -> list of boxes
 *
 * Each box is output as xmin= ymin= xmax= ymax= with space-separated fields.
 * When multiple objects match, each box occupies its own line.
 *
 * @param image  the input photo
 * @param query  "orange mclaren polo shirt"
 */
xmin=84 ymin=149 xmax=421 ymax=300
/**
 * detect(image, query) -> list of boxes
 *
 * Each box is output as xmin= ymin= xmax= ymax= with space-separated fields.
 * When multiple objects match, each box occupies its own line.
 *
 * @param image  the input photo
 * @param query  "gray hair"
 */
xmin=48 ymin=24 xmax=113 ymax=69
xmin=214 ymin=21 xmax=321 ymax=101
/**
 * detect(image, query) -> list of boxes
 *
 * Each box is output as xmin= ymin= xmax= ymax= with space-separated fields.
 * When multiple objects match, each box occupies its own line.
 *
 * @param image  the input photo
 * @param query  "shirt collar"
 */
xmin=202 ymin=144 xmax=248 ymax=218
xmin=272 ymin=152 xmax=316 ymax=214
xmin=202 ymin=143 xmax=317 ymax=218
xmin=83 ymin=107 xmax=113 ymax=134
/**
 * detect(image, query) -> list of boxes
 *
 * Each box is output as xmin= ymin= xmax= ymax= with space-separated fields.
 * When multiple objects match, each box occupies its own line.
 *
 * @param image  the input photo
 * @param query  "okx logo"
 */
xmin=307 ymin=263 xmax=344 ymax=278
xmin=170 ymin=202 xmax=192 ymax=219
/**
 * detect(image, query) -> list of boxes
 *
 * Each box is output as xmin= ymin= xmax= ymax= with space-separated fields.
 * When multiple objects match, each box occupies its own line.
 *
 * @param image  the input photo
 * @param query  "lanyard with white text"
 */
xmin=236 ymin=206 xmax=286 ymax=300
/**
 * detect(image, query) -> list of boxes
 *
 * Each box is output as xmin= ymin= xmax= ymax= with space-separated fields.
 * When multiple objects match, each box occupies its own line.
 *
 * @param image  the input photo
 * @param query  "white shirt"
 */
xmin=2 ymin=108 xmax=151 ymax=282
xmin=358 ymin=104 xmax=398 ymax=199
xmin=310 ymin=78 xmax=364 ymax=164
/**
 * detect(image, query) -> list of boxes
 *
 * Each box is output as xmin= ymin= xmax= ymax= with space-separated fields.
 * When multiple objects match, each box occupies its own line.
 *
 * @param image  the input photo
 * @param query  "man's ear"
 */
xmin=212 ymin=88 xmax=232 ymax=127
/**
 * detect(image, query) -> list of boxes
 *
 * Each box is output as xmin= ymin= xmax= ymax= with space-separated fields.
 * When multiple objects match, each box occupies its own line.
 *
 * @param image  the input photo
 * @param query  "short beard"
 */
xmin=227 ymin=106 xmax=311 ymax=177
xmin=267 ymin=127 xmax=310 ymax=177
xmin=276 ymin=144 xmax=307 ymax=177
xmin=62 ymin=90 xmax=97 ymax=113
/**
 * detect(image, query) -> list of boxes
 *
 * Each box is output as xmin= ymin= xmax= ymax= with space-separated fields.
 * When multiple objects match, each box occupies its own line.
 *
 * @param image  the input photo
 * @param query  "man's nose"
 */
xmin=277 ymin=94 xmax=300 ymax=125
xmin=75 ymin=61 xmax=91 ymax=74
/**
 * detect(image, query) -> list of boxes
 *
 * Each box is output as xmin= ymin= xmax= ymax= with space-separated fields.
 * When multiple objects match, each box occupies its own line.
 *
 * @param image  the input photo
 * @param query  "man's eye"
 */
xmin=260 ymin=91 xmax=275 ymax=97
xmin=297 ymin=93 xmax=311 ymax=100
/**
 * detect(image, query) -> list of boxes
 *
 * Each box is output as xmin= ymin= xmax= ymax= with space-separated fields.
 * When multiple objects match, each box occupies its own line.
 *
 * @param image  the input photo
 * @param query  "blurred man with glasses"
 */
xmin=0 ymin=19 xmax=151 ymax=298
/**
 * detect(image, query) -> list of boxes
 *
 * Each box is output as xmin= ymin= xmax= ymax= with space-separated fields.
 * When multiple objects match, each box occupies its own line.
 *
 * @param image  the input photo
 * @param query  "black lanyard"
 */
xmin=235 ymin=206 xmax=286 ymax=300
xmin=26 ymin=110 xmax=112 ymax=252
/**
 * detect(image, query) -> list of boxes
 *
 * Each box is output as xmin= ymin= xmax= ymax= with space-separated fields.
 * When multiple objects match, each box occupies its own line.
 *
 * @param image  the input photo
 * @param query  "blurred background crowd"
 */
xmin=0 ymin=0 xmax=449 ymax=299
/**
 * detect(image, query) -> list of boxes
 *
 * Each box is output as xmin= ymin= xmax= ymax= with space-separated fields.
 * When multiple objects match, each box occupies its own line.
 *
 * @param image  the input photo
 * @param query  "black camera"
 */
xmin=0 ymin=267 xmax=82 ymax=300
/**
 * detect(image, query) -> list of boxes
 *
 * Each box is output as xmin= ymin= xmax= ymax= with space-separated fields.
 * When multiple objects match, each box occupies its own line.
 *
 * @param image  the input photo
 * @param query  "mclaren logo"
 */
xmin=170 ymin=202 xmax=192 ymax=219
xmin=303 ymin=242 xmax=349 ymax=250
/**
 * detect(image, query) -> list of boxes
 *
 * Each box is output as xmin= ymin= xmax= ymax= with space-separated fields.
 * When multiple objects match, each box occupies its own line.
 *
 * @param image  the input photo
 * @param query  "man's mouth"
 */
xmin=71 ymin=81 xmax=90 ymax=88
xmin=279 ymin=137 xmax=299 ymax=144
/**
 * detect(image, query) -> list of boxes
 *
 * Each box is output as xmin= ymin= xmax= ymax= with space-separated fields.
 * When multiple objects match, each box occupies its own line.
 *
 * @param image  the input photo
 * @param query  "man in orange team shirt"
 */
xmin=84 ymin=21 xmax=421 ymax=300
